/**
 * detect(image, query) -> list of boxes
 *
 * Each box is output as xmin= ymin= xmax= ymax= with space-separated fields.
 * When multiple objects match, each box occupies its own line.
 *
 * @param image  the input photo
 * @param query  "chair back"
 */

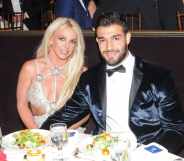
xmin=177 ymin=11 xmax=184 ymax=31
xmin=123 ymin=13 xmax=142 ymax=31
xmin=0 ymin=12 xmax=24 ymax=31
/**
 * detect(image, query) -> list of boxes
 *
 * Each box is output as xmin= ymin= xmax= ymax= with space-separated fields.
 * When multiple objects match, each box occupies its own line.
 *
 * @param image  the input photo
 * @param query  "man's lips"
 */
xmin=103 ymin=51 xmax=119 ymax=57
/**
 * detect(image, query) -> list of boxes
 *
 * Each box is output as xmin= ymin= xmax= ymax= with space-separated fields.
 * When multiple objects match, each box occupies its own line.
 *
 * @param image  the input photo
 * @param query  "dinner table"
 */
xmin=1 ymin=129 xmax=184 ymax=161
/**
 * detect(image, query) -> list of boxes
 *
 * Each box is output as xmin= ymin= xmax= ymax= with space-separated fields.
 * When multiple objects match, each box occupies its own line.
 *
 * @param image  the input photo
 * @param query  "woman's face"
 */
xmin=49 ymin=24 xmax=77 ymax=63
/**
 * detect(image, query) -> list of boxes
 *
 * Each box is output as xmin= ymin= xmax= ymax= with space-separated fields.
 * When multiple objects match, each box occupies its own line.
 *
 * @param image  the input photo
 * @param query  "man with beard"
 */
xmin=41 ymin=12 xmax=184 ymax=155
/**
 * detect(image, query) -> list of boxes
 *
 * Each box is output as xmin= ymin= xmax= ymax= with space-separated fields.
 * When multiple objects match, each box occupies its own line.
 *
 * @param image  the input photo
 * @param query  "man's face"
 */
xmin=96 ymin=24 xmax=131 ymax=66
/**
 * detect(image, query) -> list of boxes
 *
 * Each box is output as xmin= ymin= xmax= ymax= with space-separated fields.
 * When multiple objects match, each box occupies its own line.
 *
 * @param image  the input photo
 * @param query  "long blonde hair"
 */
xmin=36 ymin=17 xmax=85 ymax=108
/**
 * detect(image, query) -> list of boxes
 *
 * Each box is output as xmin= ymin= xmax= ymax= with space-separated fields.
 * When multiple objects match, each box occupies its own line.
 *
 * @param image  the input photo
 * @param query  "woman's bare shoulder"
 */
xmin=21 ymin=58 xmax=46 ymax=72
xmin=21 ymin=59 xmax=35 ymax=73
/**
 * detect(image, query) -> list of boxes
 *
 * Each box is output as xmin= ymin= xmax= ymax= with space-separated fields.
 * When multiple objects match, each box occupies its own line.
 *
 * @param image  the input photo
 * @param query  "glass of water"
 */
xmin=50 ymin=123 xmax=68 ymax=150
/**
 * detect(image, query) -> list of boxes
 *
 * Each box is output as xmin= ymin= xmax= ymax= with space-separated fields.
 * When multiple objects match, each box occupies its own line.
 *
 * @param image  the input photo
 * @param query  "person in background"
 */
xmin=2 ymin=0 xmax=50 ymax=30
xmin=16 ymin=17 xmax=90 ymax=129
xmin=93 ymin=0 xmax=138 ymax=27
xmin=41 ymin=12 xmax=184 ymax=155
xmin=1 ymin=0 xmax=29 ymax=30
xmin=88 ymin=0 xmax=97 ymax=19
xmin=158 ymin=0 xmax=180 ymax=30
xmin=93 ymin=0 xmax=181 ymax=30
xmin=178 ymin=0 xmax=184 ymax=11
xmin=140 ymin=0 xmax=181 ymax=30
xmin=22 ymin=0 xmax=51 ymax=30
xmin=93 ymin=0 xmax=162 ymax=30
xmin=138 ymin=0 xmax=184 ymax=30
xmin=2 ymin=0 xmax=21 ymax=13
xmin=138 ymin=0 xmax=161 ymax=30
xmin=55 ymin=0 xmax=96 ymax=29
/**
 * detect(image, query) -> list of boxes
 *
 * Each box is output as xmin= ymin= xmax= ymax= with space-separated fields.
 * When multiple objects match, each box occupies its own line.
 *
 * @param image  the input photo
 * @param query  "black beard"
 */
xmin=106 ymin=48 xmax=128 ymax=66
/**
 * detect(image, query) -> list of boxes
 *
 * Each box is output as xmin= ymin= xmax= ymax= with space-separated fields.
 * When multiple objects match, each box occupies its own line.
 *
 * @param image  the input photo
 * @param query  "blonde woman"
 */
xmin=17 ymin=17 xmax=90 ymax=129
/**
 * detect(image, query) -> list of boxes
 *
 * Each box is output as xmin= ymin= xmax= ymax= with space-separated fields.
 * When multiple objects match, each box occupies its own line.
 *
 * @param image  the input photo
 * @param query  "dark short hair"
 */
xmin=95 ymin=12 xmax=129 ymax=33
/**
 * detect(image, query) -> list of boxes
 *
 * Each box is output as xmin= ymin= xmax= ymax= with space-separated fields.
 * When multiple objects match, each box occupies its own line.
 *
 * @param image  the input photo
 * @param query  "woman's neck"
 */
xmin=47 ymin=54 xmax=66 ymax=68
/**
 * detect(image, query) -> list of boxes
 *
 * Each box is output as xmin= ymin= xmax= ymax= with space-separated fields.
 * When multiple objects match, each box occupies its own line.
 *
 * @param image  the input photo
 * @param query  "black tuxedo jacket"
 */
xmin=2 ymin=0 xmax=13 ymax=19
xmin=41 ymin=56 xmax=184 ymax=154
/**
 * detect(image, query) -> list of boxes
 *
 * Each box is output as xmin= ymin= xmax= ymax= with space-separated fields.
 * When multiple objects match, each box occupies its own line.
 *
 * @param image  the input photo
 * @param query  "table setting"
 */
xmin=0 ymin=124 xmax=183 ymax=161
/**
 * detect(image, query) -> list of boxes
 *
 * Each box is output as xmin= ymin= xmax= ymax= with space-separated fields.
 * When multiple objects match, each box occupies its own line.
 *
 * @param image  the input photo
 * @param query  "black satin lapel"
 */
xmin=97 ymin=64 xmax=106 ymax=128
xmin=129 ymin=63 xmax=143 ymax=109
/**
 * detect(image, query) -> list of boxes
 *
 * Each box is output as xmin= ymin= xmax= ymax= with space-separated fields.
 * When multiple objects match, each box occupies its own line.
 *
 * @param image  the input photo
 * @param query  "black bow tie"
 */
xmin=106 ymin=65 xmax=126 ymax=76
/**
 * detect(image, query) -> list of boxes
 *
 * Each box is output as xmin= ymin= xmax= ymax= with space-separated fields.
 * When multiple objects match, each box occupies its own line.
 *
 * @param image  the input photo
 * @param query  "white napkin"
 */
xmin=131 ymin=142 xmax=170 ymax=161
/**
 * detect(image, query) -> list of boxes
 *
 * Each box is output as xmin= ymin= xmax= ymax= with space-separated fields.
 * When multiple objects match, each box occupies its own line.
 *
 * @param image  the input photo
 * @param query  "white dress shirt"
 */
xmin=106 ymin=51 xmax=135 ymax=133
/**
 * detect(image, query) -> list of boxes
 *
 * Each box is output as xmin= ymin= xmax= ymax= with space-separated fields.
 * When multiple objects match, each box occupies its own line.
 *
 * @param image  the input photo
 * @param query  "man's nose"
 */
xmin=106 ymin=41 xmax=113 ymax=50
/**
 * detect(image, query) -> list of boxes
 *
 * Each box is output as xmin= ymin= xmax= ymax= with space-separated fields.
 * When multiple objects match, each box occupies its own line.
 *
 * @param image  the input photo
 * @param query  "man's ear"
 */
xmin=126 ymin=32 xmax=131 ymax=45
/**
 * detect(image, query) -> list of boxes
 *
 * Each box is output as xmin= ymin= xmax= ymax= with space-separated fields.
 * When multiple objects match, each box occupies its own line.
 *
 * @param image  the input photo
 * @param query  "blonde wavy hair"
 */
xmin=36 ymin=17 xmax=85 ymax=109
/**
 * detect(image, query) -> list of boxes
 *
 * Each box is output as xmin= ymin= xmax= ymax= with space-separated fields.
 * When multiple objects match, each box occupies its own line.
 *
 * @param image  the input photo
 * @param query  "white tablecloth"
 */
xmin=4 ymin=147 xmax=183 ymax=161
xmin=2 ymin=130 xmax=184 ymax=161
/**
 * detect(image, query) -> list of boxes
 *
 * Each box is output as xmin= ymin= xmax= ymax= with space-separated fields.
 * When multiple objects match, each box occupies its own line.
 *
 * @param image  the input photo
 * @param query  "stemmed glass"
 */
xmin=112 ymin=131 xmax=134 ymax=161
xmin=50 ymin=123 xmax=68 ymax=161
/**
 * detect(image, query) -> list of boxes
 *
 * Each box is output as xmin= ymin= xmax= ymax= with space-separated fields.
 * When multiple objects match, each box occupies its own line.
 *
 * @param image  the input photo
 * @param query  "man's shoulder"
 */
xmin=81 ymin=63 xmax=102 ymax=77
xmin=134 ymin=57 xmax=177 ymax=92
xmin=135 ymin=57 xmax=174 ymax=84
xmin=78 ymin=63 xmax=103 ymax=85
xmin=137 ymin=57 xmax=171 ymax=75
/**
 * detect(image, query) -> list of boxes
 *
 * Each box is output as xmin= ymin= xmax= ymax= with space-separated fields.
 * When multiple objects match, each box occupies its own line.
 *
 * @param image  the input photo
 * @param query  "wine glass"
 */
xmin=50 ymin=123 xmax=68 ymax=150
xmin=112 ymin=131 xmax=133 ymax=161
xmin=50 ymin=123 xmax=68 ymax=161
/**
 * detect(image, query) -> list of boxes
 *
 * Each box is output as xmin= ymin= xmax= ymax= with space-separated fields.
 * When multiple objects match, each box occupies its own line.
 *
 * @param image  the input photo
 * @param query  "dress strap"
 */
xmin=33 ymin=60 xmax=44 ymax=81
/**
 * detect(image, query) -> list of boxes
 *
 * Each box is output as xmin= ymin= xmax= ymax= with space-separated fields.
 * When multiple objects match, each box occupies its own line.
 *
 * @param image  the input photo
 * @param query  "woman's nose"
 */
xmin=64 ymin=41 xmax=70 ymax=50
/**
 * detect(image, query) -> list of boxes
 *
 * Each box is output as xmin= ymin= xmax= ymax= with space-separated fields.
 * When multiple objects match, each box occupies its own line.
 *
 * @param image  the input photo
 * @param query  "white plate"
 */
xmin=76 ymin=131 xmax=137 ymax=161
xmin=2 ymin=129 xmax=50 ymax=149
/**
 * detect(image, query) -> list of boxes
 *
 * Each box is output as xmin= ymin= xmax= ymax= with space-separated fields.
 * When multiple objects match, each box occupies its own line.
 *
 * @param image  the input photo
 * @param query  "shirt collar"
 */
xmin=106 ymin=51 xmax=135 ymax=71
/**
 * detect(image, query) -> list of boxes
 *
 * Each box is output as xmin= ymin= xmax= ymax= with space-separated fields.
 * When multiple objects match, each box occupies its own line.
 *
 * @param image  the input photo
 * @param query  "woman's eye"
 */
xmin=71 ymin=40 xmax=77 ymax=44
xmin=59 ymin=37 xmax=65 ymax=41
